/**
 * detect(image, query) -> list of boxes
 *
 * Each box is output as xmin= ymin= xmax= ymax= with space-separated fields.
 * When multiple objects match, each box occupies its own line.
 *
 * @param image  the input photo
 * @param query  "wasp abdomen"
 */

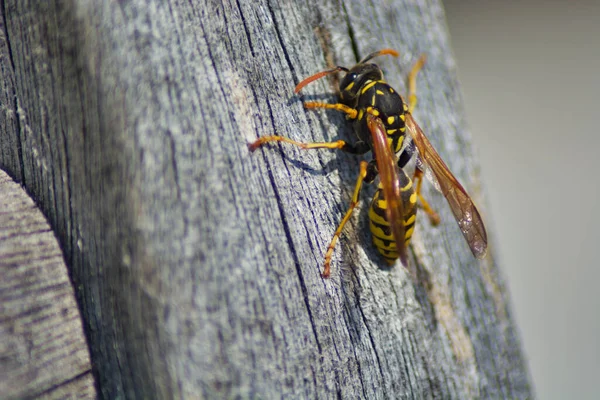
xmin=368 ymin=171 xmax=417 ymax=264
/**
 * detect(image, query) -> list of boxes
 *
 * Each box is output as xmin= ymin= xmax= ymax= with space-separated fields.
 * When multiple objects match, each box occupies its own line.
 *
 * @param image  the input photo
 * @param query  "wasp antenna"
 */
xmin=294 ymin=66 xmax=349 ymax=93
xmin=359 ymin=48 xmax=400 ymax=63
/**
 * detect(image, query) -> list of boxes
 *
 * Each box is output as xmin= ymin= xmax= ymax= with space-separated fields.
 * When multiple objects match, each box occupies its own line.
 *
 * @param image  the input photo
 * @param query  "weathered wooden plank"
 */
xmin=0 ymin=171 xmax=96 ymax=399
xmin=0 ymin=0 xmax=532 ymax=398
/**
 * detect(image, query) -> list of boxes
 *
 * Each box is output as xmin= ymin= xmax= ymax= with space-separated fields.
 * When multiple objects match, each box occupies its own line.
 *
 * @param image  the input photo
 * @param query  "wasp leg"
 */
xmin=413 ymin=168 xmax=441 ymax=225
xmin=303 ymin=102 xmax=358 ymax=119
xmin=405 ymin=56 xmax=439 ymax=225
xmin=322 ymin=160 xmax=369 ymax=278
xmin=407 ymin=54 xmax=427 ymax=113
xmin=249 ymin=136 xmax=345 ymax=152
xmin=248 ymin=101 xmax=359 ymax=152
xmin=249 ymin=135 xmax=370 ymax=154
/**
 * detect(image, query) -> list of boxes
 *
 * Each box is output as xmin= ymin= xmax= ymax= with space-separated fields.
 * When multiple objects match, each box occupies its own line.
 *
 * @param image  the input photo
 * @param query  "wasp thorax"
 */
xmin=339 ymin=64 xmax=384 ymax=106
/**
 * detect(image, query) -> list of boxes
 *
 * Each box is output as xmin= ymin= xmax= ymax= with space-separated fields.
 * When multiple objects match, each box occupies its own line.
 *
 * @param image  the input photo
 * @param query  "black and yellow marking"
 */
xmin=361 ymin=80 xmax=378 ymax=94
xmin=349 ymin=79 xmax=409 ymax=155
xmin=249 ymin=49 xmax=447 ymax=277
xmin=368 ymin=171 xmax=417 ymax=264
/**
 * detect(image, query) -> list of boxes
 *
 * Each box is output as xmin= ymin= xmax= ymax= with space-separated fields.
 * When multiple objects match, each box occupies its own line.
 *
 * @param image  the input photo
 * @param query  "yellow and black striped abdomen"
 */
xmin=368 ymin=170 xmax=417 ymax=264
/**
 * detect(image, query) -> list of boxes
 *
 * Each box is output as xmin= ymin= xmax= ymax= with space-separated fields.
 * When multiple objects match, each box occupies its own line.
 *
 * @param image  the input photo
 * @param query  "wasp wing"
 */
xmin=366 ymin=114 xmax=408 ymax=266
xmin=405 ymin=114 xmax=488 ymax=259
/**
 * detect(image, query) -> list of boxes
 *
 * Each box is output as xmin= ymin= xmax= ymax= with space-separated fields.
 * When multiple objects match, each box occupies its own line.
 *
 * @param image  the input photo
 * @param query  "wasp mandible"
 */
xmin=250 ymin=49 xmax=487 ymax=277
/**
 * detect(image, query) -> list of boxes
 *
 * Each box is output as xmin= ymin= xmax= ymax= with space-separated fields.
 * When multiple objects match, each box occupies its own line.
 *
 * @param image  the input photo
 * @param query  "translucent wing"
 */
xmin=405 ymin=114 xmax=488 ymax=259
xmin=366 ymin=114 xmax=408 ymax=266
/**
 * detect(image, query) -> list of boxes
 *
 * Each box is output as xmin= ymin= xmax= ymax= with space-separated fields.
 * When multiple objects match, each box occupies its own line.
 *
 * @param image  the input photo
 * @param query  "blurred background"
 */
xmin=443 ymin=1 xmax=600 ymax=399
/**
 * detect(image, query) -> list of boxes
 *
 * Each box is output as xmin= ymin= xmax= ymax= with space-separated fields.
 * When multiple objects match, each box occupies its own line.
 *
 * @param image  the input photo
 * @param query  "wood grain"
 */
xmin=0 ymin=171 xmax=95 ymax=399
xmin=0 ymin=0 xmax=533 ymax=398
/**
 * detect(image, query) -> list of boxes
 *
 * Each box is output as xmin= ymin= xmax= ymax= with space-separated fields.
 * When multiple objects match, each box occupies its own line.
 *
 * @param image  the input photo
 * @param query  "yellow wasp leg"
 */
xmin=407 ymin=54 xmax=440 ymax=226
xmin=248 ymin=136 xmax=347 ymax=152
xmin=322 ymin=160 xmax=368 ymax=278
xmin=413 ymin=169 xmax=441 ymax=226
xmin=249 ymin=102 xmax=359 ymax=152
xmin=303 ymin=102 xmax=358 ymax=119
xmin=407 ymin=54 xmax=427 ymax=114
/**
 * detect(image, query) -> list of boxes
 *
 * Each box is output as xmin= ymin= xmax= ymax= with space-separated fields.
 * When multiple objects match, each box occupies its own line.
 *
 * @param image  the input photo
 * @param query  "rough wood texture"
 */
xmin=0 ymin=171 xmax=96 ymax=399
xmin=0 ymin=0 xmax=533 ymax=398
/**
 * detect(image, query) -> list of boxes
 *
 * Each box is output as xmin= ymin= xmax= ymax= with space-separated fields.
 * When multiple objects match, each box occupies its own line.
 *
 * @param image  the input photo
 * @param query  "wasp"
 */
xmin=249 ymin=49 xmax=487 ymax=278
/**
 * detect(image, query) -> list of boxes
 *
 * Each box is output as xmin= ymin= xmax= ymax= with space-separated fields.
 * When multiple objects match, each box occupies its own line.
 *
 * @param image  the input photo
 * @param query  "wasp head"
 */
xmin=339 ymin=63 xmax=384 ymax=106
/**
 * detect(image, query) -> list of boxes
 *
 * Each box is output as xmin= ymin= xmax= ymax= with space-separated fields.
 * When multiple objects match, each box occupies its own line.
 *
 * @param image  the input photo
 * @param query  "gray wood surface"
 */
xmin=0 ymin=0 xmax=533 ymax=398
xmin=0 ymin=171 xmax=96 ymax=399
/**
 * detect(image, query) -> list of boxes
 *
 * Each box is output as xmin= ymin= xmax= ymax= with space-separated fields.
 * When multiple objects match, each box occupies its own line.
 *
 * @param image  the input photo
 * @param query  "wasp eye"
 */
xmin=348 ymin=73 xmax=358 ymax=82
